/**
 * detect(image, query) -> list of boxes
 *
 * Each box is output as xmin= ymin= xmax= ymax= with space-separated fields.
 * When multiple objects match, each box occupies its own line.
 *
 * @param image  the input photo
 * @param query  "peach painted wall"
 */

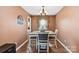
xmin=31 ymin=16 xmax=56 ymax=31
xmin=0 ymin=6 xmax=30 ymax=50
xmin=56 ymin=6 xmax=79 ymax=52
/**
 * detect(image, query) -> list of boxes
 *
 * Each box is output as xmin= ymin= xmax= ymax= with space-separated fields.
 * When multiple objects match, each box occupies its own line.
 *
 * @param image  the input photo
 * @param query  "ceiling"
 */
xmin=22 ymin=6 xmax=64 ymax=15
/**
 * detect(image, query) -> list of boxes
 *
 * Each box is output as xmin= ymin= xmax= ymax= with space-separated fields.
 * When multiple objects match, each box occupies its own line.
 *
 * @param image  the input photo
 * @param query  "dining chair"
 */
xmin=37 ymin=32 xmax=49 ymax=53
xmin=28 ymin=34 xmax=38 ymax=53
xmin=55 ymin=29 xmax=58 ymax=48
xmin=49 ymin=29 xmax=58 ymax=49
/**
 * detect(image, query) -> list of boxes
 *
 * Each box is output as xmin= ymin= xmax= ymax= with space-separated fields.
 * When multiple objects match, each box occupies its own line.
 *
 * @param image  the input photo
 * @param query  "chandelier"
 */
xmin=40 ymin=6 xmax=47 ymax=16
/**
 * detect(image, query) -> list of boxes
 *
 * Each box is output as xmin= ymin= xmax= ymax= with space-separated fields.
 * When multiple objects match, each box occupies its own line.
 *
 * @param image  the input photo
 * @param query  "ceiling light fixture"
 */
xmin=40 ymin=6 xmax=47 ymax=16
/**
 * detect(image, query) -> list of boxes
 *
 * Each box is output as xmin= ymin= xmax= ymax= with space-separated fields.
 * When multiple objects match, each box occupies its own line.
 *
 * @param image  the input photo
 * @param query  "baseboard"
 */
xmin=56 ymin=38 xmax=72 ymax=53
xmin=16 ymin=40 xmax=28 ymax=51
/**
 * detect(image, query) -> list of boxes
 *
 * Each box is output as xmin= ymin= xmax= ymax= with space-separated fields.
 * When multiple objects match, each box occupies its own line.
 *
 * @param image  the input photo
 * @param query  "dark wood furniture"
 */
xmin=38 ymin=32 xmax=49 ymax=53
xmin=0 ymin=43 xmax=16 ymax=53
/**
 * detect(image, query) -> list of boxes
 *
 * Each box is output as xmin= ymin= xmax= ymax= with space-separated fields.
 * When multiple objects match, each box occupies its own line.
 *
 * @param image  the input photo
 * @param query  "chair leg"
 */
xmin=55 ymin=39 xmax=57 ymax=48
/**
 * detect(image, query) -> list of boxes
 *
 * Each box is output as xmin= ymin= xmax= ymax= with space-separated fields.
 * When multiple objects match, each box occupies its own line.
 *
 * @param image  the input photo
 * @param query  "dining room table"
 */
xmin=28 ymin=31 xmax=56 ymax=53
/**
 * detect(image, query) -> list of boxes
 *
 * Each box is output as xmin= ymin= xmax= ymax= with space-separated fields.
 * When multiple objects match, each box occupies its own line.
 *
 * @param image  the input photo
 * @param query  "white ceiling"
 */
xmin=22 ymin=6 xmax=64 ymax=15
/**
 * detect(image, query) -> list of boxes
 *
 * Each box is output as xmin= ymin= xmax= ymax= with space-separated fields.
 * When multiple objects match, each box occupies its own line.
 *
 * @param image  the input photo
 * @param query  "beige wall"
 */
xmin=0 ymin=6 xmax=30 ymax=52
xmin=56 ymin=6 xmax=79 ymax=52
xmin=31 ymin=16 xmax=56 ymax=31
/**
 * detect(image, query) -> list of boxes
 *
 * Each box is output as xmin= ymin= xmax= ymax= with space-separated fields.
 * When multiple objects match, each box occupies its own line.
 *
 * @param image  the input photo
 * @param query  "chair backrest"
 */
xmin=38 ymin=32 xmax=49 ymax=40
xmin=55 ymin=29 xmax=58 ymax=33
xmin=55 ymin=29 xmax=58 ymax=38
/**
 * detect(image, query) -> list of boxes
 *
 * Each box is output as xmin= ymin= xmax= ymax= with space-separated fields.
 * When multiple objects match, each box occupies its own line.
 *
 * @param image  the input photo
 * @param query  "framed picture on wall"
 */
xmin=17 ymin=15 xmax=24 ymax=25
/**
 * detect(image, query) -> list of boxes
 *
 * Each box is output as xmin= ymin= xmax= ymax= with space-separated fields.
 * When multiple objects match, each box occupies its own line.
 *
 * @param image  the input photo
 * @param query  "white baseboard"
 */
xmin=16 ymin=40 xmax=28 ymax=51
xmin=56 ymin=38 xmax=72 ymax=53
